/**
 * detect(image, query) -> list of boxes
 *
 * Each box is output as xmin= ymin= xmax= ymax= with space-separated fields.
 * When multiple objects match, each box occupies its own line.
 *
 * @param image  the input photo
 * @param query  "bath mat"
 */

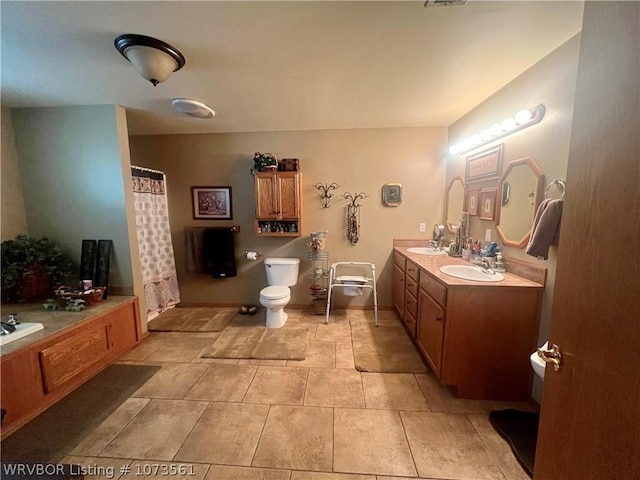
xmin=201 ymin=312 xmax=310 ymax=360
xmin=350 ymin=316 xmax=428 ymax=373
xmin=148 ymin=307 xmax=236 ymax=332
xmin=0 ymin=364 xmax=160 ymax=463
xmin=489 ymin=408 xmax=539 ymax=478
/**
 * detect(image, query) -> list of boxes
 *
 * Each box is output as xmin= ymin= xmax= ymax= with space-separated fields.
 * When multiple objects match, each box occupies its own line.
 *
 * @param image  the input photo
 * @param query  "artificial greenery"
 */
xmin=250 ymin=152 xmax=278 ymax=174
xmin=1 ymin=234 xmax=77 ymax=302
xmin=43 ymin=298 xmax=85 ymax=312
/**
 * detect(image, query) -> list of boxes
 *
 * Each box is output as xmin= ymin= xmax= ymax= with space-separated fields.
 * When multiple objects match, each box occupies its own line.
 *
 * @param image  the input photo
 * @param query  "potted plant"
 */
xmin=251 ymin=152 xmax=278 ymax=174
xmin=1 ymin=234 xmax=77 ymax=303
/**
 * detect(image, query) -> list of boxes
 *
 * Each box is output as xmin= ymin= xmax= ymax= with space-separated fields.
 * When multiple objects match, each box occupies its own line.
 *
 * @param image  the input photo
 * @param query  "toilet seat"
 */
xmin=260 ymin=285 xmax=289 ymax=300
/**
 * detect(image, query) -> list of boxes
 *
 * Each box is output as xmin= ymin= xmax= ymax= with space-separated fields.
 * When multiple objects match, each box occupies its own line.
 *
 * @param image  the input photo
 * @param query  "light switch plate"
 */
xmin=485 ymin=229 xmax=492 ymax=242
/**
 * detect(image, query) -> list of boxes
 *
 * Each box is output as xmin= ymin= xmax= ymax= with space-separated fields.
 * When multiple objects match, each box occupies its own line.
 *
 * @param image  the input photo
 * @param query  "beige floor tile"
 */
xmin=285 ymin=341 xmax=335 ymax=368
xmin=304 ymin=369 xmax=364 ymax=408
xmin=400 ymin=411 xmax=504 ymax=480
xmin=468 ymin=413 xmax=531 ymax=480
xmin=175 ymin=402 xmax=269 ymax=465
xmin=185 ymin=363 xmax=258 ymax=402
xmin=205 ymin=465 xmax=290 ymax=480
xmin=126 ymin=460 xmax=210 ymax=479
xmin=253 ymin=405 xmax=333 ymax=471
xmin=376 ymin=477 xmax=434 ymax=480
xmin=61 ymin=456 xmax=133 ymax=480
xmin=100 ymin=399 xmax=208 ymax=460
xmin=119 ymin=335 xmax=165 ymax=361
xmin=191 ymin=357 xmax=239 ymax=364
xmin=335 ymin=342 xmax=355 ymax=369
xmin=315 ymin=322 xmax=352 ymax=342
xmin=291 ymin=472 xmax=375 ymax=480
xmin=237 ymin=359 xmax=288 ymax=366
xmin=70 ymin=398 xmax=151 ymax=456
xmin=333 ymin=408 xmax=416 ymax=477
xmin=362 ymin=373 xmax=430 ymax=411
xmin=144 ymin=336 xmax=215 ymax=363
xmin=132 ymin=363 xmax=208 ymax=399
xmin=243 ymin=366 xmax=308 ymax=405
xmin=415 ymin=373 xmax=532 ymax=414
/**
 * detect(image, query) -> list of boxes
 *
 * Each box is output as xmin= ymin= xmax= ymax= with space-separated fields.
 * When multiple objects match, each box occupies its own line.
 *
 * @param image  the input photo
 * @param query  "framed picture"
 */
xmin=467 ymin=189 xmax=479 ymax=216
xmin=382 ymin=183 xmax=402 ymax=207
xmin=479 ymin=189 xmax=497 ymax=221
xmin=192 ymin=186 xmax=233 ymax=220
xmin=465 ymin=144 xmax=504 ymax=183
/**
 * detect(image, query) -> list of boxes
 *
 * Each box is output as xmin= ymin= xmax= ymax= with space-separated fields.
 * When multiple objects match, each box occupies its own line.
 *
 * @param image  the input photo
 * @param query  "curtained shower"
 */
xmin=131 ymin=166 xmax=180 ymax=319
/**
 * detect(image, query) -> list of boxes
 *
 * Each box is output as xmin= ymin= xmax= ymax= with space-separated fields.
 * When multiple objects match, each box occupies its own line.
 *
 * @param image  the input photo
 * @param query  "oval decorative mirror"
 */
xmin=495 ymin=157 xmax=544 ymax=248
xmin=444 ymin=176 xmax=467 ymax=234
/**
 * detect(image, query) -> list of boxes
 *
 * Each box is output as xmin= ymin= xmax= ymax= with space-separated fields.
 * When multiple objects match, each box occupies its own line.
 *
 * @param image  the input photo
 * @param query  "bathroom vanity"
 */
xmin=394 ymin=245 xmax=544 ymax=401
xmin=0 ymin=297 xmax=142 ymax=439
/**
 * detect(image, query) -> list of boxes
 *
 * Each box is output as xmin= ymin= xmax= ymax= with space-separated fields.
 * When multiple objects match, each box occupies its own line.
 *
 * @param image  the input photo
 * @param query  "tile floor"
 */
xmin=62 ymin=308 xmax=533 ymax=480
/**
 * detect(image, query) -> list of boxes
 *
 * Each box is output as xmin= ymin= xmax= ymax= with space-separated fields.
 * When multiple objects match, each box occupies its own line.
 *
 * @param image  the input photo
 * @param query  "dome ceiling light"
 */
xmin=114 ymin=34 xmax=186 ymax=86
xmin=171 ymin=98 xmax=215 ymax=119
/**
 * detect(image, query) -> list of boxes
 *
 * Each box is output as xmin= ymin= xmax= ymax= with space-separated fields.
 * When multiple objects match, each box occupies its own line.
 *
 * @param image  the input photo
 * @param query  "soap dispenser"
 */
xmin=494 ymin=252 xmax=506 ymax=273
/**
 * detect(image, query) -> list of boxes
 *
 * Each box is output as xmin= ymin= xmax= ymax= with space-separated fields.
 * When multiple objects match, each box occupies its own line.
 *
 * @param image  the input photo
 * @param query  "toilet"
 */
xmin=259 ymin=257 xmax=300 ymax=328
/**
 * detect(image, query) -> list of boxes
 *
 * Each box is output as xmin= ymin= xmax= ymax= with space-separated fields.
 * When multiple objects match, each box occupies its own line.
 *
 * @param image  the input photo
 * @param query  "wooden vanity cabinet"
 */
xmin=254 ymin=172 xmax=301 ymax=236
xmin=417 ymin=288 xmax=445 ymax=378
xmin=403 ymin=260 xmax=420 ymax=338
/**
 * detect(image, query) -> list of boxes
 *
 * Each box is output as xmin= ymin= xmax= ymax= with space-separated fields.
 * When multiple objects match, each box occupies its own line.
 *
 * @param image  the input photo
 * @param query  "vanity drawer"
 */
xmin=404 ymin=290 xmax=418 ymax=318
xmin=404 ymin=308 xmax=417 ymax=339
xmin=405 ymin=260 xmax=420 ymax=283
xmin=394 ymin=252 xmax=406 ymax=269
xmin=405 ymin=274 xmax=419 ymax=299
xmin=420 ymin=273 xmax=447 ymax=307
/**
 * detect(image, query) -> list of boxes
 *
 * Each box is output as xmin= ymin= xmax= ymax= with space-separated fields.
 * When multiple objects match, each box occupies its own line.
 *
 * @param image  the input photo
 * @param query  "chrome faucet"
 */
xmin=7 ymin=313 xmax=19 ymax=326
xmin=474 ymin=258 xmax=496 ymax=275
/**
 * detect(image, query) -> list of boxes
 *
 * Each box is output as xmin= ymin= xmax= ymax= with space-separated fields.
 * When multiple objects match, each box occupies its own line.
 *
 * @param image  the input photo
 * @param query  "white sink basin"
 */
xmin=530 ymin=342 xmax=548 ymax=380
xmin=406 ymin=247 xmax=446 ymax=256
xmin=439 ymin=265 xmax=505 ymax=282
xmin=0 ymin=322 xmax=44 ymax=347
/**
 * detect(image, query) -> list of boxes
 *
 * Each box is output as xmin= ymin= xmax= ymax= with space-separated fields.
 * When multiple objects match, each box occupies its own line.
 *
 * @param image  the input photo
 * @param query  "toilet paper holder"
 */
xmin=244 ymin=251 xmax=263 ymax=260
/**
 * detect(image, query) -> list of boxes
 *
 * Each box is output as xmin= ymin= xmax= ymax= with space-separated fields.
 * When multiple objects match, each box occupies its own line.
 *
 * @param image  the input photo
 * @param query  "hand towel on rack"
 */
xmin=185 ymin=228 xmax=205 ymax=273
xmin=526 ymin=198 xmax=563 ymax=260
xmin=202 ymin=228 xmax=237 ymax=278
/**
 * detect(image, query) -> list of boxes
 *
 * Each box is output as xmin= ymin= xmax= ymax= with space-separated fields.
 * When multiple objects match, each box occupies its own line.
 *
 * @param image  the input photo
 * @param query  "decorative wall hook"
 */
xmin=313 ymin=182 xmax=341 ymax=208
xmin=343 ymin=192 xmax=369 ymax=245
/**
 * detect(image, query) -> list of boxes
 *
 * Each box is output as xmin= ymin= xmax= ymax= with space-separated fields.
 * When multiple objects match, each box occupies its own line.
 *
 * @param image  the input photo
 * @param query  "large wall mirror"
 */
xmin=495 ymin=157 xmax=544 ymax=248
xmin=444 ymin=176 xmax=467 ymax=234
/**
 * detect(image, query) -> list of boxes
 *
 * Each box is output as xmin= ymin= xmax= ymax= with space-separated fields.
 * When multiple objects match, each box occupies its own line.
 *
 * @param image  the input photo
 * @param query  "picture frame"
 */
xmin=467 ymin=189 xmax=479 ymax=216
xmin=382 ymin=183 xmax=402 ymax=207
xmin=465 ymin=144 xmax=504 ymax=184
xmin=191 ymin=186 xmax=233 ymax=220
xmin=479 ymin=189 xmax=497 ymax=221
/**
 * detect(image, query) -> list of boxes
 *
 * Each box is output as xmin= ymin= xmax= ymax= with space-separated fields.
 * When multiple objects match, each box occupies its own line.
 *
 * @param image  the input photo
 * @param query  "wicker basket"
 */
xmin=55 ymin=286 xmax=105 ymax=307
xmin=20 ymin=264 xmax=52 ymax=302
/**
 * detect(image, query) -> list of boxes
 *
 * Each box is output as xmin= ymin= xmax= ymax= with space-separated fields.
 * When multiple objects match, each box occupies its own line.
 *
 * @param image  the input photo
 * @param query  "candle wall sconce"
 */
xmin=313 ymin=182 xmax=341 ymax=208
xmin=343 ymin=192 xmax=368 ymax=245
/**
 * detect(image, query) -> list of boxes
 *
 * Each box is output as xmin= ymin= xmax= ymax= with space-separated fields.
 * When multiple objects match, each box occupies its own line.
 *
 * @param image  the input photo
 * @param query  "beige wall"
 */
xmin=1 ymin=108 xmax=29 ymax=240
xmin=129 ymin=127 xmax=447 ymax=308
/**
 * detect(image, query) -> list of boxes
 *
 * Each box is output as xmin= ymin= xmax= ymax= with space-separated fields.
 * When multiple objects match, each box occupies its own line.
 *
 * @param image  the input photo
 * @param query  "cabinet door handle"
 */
xmin=436 ymin=316 xmax=443 ymax=322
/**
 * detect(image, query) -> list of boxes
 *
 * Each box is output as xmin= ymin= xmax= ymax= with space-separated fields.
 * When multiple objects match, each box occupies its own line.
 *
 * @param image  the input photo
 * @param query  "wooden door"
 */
xmin=254 ymin=174 xmax=277 ymax=219
xmin=534 ymin=3 xmax=639 ymax=478
xmin=417 ymin=289 xmax=445 ymax=378
xmin=277 ymin=172 xmax=300 ymax=219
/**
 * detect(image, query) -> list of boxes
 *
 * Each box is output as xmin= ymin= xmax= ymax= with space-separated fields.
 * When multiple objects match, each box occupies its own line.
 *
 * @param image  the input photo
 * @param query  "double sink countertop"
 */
xmin=394 ymin=242 xmax=544 ymax=289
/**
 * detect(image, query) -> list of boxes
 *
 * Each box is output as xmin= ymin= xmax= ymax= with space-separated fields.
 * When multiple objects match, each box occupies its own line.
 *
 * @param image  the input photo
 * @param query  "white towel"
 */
xmin=526 ymin=198 xmax=563 ymax=260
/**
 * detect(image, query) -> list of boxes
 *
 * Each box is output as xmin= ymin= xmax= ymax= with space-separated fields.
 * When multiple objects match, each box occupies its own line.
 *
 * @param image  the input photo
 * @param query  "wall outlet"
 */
xmin=419 ymin=223 xmax=426 ymax=233
xmin=485 ymin=229 xmax=492 ymax=242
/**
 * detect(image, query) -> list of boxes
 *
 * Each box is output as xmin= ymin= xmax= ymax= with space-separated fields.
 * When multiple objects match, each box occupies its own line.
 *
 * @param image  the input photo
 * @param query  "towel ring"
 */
xmin=545 ymin=179 xmax=566 ymax=200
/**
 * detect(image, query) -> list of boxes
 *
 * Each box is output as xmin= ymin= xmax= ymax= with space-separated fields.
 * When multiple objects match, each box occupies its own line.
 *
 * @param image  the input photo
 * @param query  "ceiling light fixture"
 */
xmin=171 ymin=98 xmax=215 ymax=119
xmin=449 ymin=104 xmax=546 ymax=155
xmin=114 ymin=34 xmax=185 ymax=86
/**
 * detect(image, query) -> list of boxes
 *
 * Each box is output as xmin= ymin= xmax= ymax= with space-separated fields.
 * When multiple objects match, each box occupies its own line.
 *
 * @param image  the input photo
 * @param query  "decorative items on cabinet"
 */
xmin=251 ymin=152 xmax=278 ymax=174
xmin=254 ymin=170 xmax=302 ymax=237
xmin=313 ymin=182 xmax=340 ymax=208
xmin=308 ymin=231 xmax=329 ymax=315
xmin=343 ymin=192 xmax=368 ymax=245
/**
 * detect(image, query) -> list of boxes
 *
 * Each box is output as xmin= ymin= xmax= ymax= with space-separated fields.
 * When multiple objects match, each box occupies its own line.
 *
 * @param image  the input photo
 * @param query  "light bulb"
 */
xmin=502 ymin=117 xmax=517 ymax=131
xmin=490 ymin=123 xmax=503 ymax=136
xmin=471 ymin=134 xmax=482 ymax=145
xmin=480 ymin=129 xmax=492 ymax=141
xmin=449 ymin=145 xmax=460 ymax=155
xmin=515 ymin=109 xmax=533 ymax=125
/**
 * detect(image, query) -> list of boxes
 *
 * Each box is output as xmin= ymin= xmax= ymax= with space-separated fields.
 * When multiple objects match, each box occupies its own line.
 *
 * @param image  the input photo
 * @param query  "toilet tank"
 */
xmin=264 ymin=257 xmax=300 ymax=286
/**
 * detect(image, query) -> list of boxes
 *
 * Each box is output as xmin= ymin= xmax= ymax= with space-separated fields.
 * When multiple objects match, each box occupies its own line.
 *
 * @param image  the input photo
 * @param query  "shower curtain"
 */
xmin=131 ymin=166 xmax=181 ymax=318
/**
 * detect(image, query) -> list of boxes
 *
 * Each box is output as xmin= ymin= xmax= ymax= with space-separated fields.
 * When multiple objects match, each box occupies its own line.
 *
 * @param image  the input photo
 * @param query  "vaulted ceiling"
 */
xmin=1 ymin=1 xmax=584 ymax=135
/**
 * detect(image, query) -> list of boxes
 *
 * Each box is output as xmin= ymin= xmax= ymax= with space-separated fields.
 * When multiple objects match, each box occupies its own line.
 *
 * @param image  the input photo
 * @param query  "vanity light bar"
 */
xmin=449 ymin=104 xmax=546 ymax=155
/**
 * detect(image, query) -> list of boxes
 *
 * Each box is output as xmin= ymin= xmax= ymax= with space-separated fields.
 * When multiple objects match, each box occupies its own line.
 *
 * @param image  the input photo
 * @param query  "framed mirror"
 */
xmin=444 ymin=176 xmax=467 ymax=234
xmin=495 ymin=157 xmax=545 ymax=248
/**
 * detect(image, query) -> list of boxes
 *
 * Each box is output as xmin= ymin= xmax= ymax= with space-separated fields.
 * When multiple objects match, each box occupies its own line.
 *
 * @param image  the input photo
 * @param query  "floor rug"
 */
xmin=489 ymin=408 xmax=539 ymax=478
xmin=201 ymin=312 xmax=310 ymax=360
xmin=0 ymin=364 xmax=161 ymax=463
xmin=148 ymin=307 xmax=236 ymax=332
xmin=350 ymin=317 xmax=428 ymax=373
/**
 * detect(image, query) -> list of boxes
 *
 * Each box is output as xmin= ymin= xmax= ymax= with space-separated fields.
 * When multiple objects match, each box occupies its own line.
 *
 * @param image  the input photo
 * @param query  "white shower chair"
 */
xmin=325 ymin=262 xmax=378 ymax=326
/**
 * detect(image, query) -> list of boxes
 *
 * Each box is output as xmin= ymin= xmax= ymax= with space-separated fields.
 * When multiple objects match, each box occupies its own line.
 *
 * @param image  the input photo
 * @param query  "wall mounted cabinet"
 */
xmin=254 ymin=171 xmax=301 ymax=236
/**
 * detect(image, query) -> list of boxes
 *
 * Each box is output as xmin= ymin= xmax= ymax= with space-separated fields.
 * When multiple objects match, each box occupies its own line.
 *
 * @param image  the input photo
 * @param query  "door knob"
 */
xmin=537 ymin=343 xmax=562 ymax=371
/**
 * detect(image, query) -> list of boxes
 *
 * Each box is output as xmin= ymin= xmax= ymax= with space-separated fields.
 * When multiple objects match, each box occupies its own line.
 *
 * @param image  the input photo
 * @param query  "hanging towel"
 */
xmin=185 ymin=228 xmax=205 ymax=273
xmin=526 ymin=198 xmax=563 ymax=260
xmin=202 ymin=228 xmax=237 ymax=278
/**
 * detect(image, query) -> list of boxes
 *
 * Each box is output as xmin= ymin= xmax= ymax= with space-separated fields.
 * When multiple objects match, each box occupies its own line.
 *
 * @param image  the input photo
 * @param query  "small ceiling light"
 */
xmin=114 ymin=34 xmax=185 ymax=86
xmin=171 ymin=98 xmax=215 ymax=119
